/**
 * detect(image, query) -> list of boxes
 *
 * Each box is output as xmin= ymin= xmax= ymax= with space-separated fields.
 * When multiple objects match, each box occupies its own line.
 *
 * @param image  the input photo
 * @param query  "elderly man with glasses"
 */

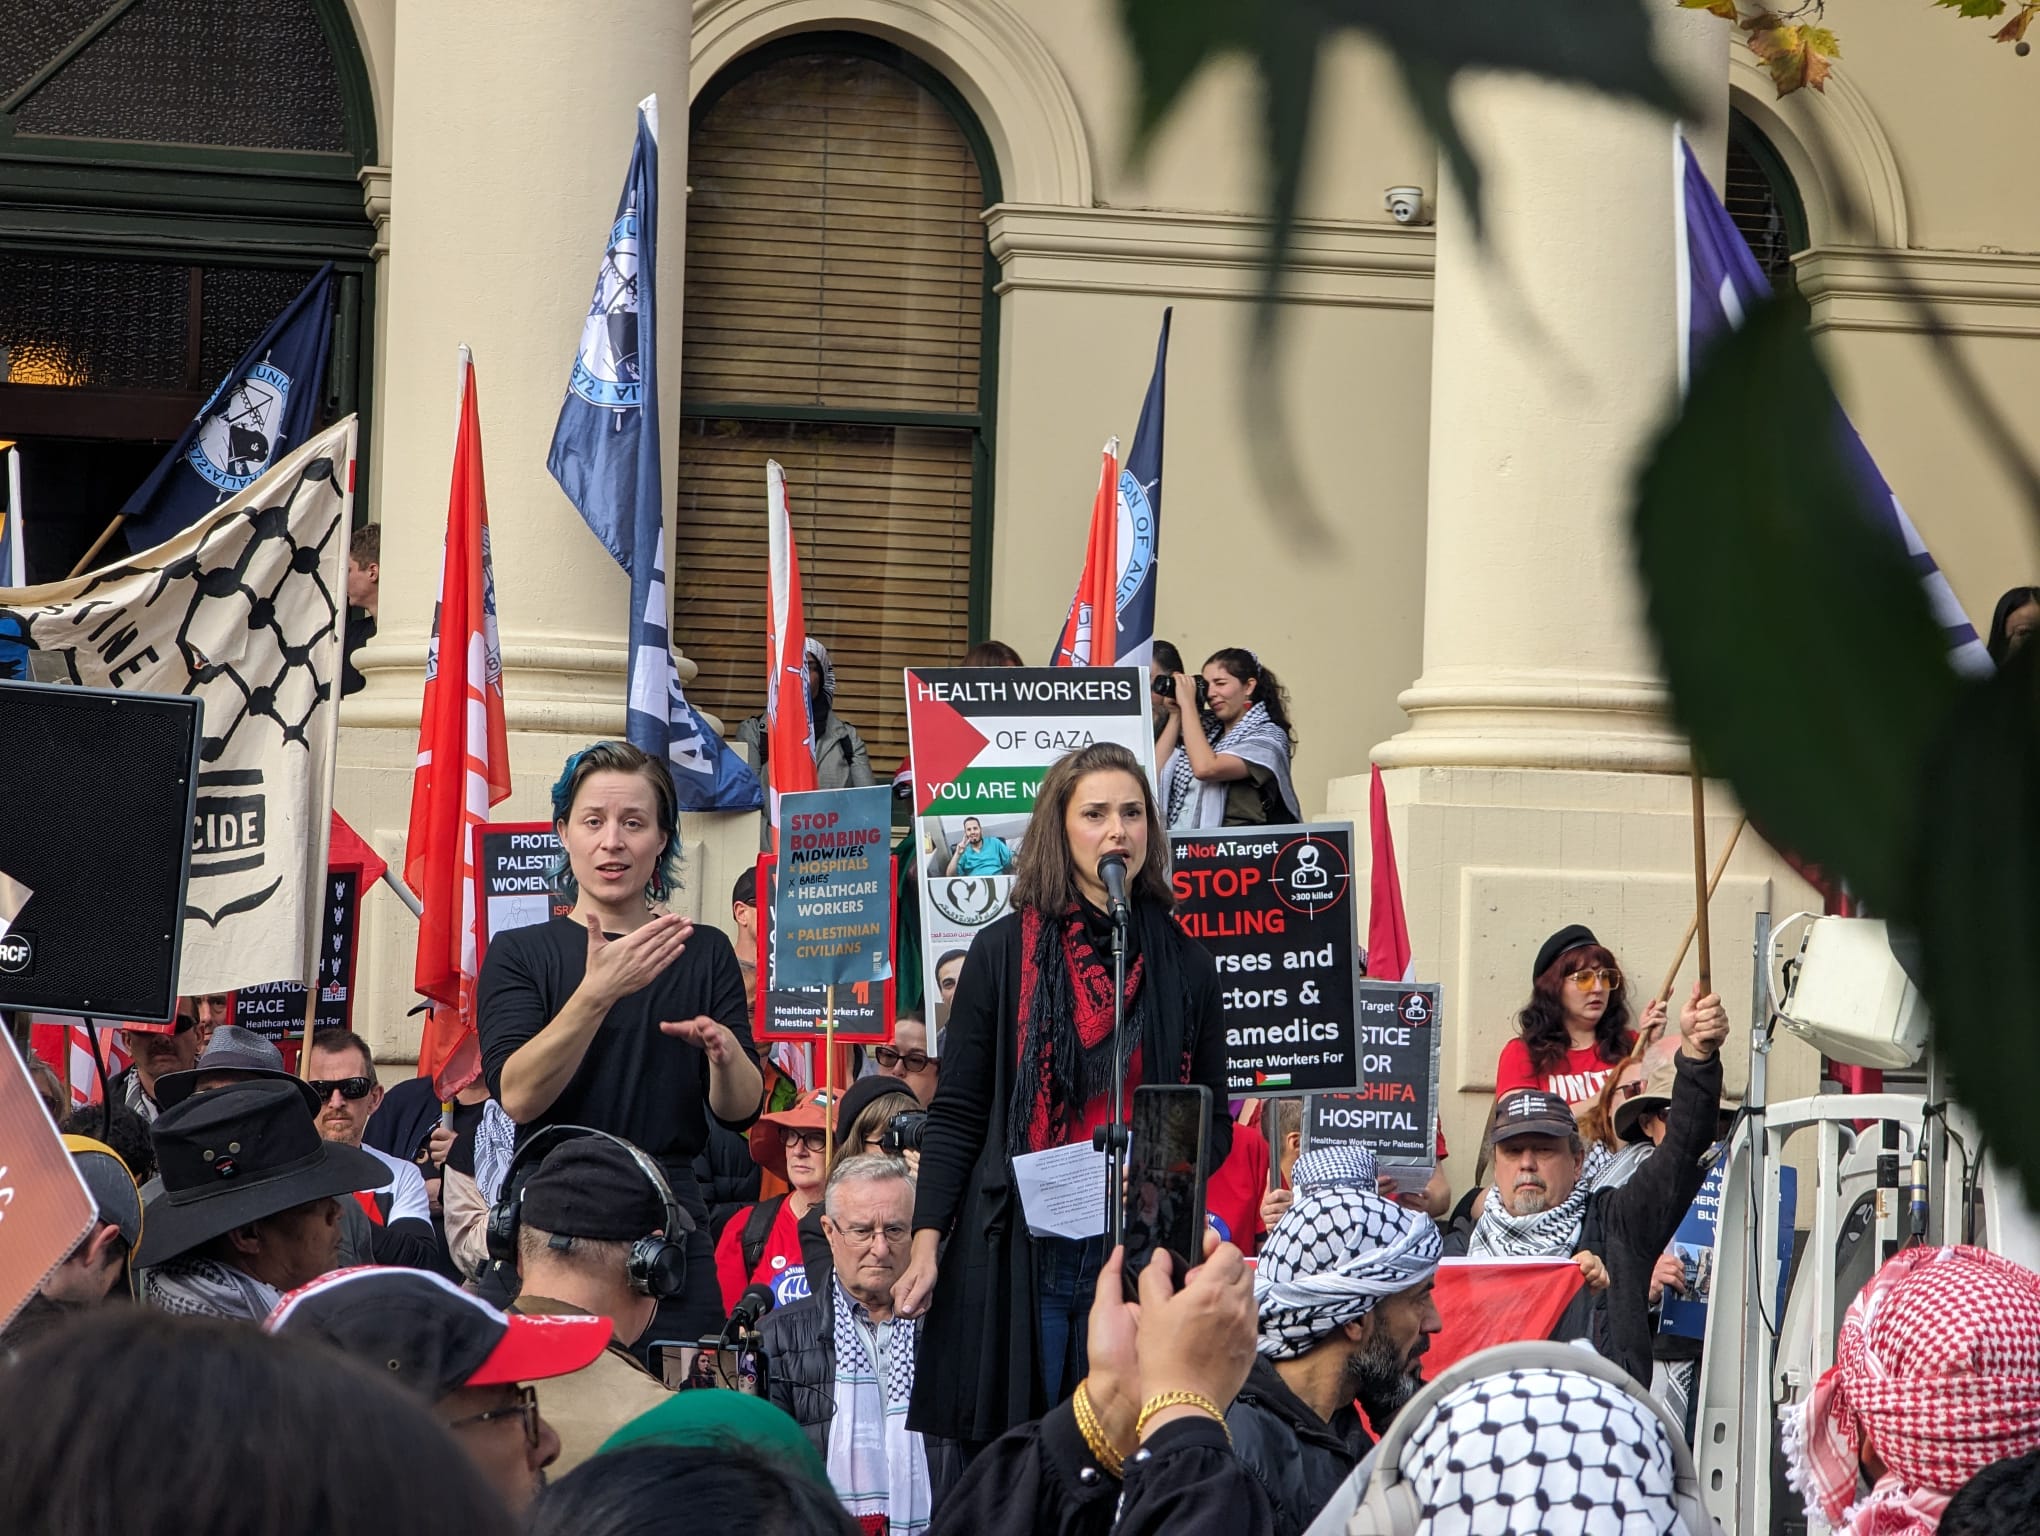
xmin=762 ymin=1154 xmax=964 ymax=1528
xmin=306 ymin=1026 xmax=439 ymax=1270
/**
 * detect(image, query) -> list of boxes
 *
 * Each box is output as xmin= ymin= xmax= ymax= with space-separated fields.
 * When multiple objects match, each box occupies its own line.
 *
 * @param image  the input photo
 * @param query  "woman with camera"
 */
xmin=1156 ymin=648 xmax=1302 ymax=829
xmin=835 ymin=1075 xmax=925 ymax=1177
xmin=893 ymin=741 xmax=1233 ymax=1446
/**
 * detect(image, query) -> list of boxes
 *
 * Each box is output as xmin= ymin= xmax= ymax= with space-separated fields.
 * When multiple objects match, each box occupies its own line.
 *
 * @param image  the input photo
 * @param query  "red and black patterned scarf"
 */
xmin=1007 ymin=905 xmax=1147 ymax=1156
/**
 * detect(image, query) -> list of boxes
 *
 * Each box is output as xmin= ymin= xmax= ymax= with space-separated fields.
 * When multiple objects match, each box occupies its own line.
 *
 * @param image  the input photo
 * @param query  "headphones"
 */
xmin=486 ymin=1125 xmax=694 ymax=1300
xmin=1338 ymin=1341 xmax=1710 ymax=1536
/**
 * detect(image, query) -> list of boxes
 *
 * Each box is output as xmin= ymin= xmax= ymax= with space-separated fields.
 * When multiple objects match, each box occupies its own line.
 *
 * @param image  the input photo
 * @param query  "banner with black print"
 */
xmin=236 ymin=868 xmax=361 ymax=1070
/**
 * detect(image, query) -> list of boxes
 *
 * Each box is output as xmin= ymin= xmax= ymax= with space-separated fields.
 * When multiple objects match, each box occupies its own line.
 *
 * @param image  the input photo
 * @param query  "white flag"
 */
xmin=0 ymin=419 xmax=357 ymax=993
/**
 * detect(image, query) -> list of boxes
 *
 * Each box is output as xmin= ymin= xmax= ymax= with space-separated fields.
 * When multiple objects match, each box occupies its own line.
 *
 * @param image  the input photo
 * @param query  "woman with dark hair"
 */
xmin=963 ymin=639 xmax=1026 ymax=668
xmin=0 ymin=1311 xmax=517 ymax=1536
xmin=1988 ymin=586 xmax=2040 ymax=666
xmin=893 ymin=741 xmax=1233 ymax=1445
xmin=477 ymin=739 xmax=764 ymax=1355
xmin=1157 ymin=647 xmax=1302 ymax=829
xmin=1493 ymin=924 xmax=1666 ymax=1108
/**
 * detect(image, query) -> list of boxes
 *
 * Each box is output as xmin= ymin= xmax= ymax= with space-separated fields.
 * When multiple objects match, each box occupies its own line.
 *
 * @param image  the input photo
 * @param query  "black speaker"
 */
xmin=0 ymin=679 xmax=202 ymax=1022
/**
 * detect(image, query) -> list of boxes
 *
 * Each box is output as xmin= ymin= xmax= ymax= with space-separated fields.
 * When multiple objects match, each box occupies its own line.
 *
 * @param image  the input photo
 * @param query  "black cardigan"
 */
xmin=909 ymin=900 xmax=1234 ymax=1443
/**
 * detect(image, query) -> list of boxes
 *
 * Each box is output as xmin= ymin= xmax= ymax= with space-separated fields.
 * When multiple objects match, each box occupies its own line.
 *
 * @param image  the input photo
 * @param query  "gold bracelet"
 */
xmin=1135 ymin=1390 xmax=1231 ymax=1444
xmin=1072 ymin=1381 xmax=1125 ymax=1478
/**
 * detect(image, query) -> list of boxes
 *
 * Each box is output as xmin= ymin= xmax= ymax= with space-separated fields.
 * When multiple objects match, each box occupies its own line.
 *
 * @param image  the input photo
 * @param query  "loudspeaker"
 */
xmin=0 ymin=679 xmax=202 ymax=1023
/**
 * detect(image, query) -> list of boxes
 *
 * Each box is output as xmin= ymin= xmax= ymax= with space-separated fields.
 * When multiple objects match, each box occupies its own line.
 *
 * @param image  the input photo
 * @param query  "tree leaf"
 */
xmin=1995 ymin=3 xmax=2040 ymax=42
xmin=1916 ymin=643 xmax=2040 ymax=1207
xmin=1679 ymin=0 xmax=1744 ymax=17
xmin=1743 ymin=15 xmax=1833 ymax=95
xmin=1932 ymin=0 xmax=2009 ymax=17
xmin=1630 ymin=293 xmax=1962 ymax=915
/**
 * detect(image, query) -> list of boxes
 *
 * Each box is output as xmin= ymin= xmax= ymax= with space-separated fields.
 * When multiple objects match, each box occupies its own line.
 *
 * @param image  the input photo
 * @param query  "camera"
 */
xmin=882 ymin=1110 xmax=929 ymax=1155
xmin=1151 ymin=672 xmax=1209 ymax=705
xmin=1384 ymin=186 xmax=1427 ymax=225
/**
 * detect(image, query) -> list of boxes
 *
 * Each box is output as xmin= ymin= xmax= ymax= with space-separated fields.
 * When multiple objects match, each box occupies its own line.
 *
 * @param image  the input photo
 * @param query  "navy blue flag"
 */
xmin=548 ymin=98 xmax=764 ymax=812
xmin=1677 ymin=135 xmax=1988 ymax=674
xmin=119 ymin=264 xmax=336 ymax=553
xmin=1116 ymin=309 xmax=1170 ymax=667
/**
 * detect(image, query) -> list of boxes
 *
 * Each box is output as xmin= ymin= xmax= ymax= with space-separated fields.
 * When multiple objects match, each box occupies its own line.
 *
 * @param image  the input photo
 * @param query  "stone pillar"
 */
xmin=334 ymin=4 xmax=760 ymax=1067
xmin=1330 ymin=13 xmax=1826 ymax=1171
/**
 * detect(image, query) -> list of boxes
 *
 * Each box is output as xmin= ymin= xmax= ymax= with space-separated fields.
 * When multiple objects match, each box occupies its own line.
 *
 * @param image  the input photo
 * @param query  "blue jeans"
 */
xmin=1035 ymin=1232 xmax=1109 ymax=1404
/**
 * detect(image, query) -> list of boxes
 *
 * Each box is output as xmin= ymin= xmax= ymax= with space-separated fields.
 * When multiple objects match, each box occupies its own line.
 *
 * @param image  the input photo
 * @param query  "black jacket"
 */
xmin=760 ymin=1285 xmax=965 ymax=1506
xmin=1224 ymin=1357 xmax=1372 ymax=1536
xmin=909 ymin=902 xmax=1234 ymax=1443
xmin=930 ymin=1399 xmax=1274 ymax=1536
xmin=693 ymin=1120 xmax=764 ymax=1242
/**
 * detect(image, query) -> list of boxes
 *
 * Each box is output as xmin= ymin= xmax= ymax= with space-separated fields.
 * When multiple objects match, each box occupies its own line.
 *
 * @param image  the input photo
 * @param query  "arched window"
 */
xmin=677 ymin=36 xmax=998 ymax=773
xmin=0 ymin=0 xmax=376 ymax=581
xmin=1725 ymin=109 xmax=1808 ymax=288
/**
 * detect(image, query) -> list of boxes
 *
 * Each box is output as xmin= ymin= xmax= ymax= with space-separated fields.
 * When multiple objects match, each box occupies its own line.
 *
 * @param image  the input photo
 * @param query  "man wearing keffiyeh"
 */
xmin=1227 ymin=1147 xmax=1444 ymax=1536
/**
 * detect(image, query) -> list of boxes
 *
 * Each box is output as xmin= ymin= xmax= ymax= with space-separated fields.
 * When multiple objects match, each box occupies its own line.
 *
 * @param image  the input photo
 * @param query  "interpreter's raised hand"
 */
xmin=892 ymin=1229 xmax=941 ymax=1319
xmin=1576 ymin=1251 xmax=1611 ymax=1293
xmin=1259 ymin=1185 xmax=1294 ymax=1232
xmin=1679 ymin=983 xmax=1730 ymax=1061
xmin=659 ymin=1016 xmax=741 ymax=1064
xmin=1134 ymin=1229 xmax=1257 ymax=1435
xmin=1082 ymin=1246 xmax=1143 ymax=1460
xmin=582 ymin=912 xmax=691 ymax=1005
xmin=1650 ymin=1251 xmax=1688 ymax=1307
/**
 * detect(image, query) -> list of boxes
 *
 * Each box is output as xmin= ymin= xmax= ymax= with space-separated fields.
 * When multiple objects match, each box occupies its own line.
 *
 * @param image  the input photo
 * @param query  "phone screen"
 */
xmin=1122 ymin=1084 xmax=1212 ymax=1297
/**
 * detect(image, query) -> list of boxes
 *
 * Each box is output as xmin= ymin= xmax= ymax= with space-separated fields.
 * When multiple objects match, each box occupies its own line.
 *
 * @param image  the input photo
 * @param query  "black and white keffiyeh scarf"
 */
xmin=1255 ymin=1170 xmax=1441 ymax=1360
xmin=1467 ymin=1142 xmax=1613 ymax=1259
xmin=1163 ymin=702 xmax=1301 ymax=829
xmin=143 ymin=1256 xmax=283 ymax=1322
xmin=1397 ymin=1364 xmax=1687 ymax=1535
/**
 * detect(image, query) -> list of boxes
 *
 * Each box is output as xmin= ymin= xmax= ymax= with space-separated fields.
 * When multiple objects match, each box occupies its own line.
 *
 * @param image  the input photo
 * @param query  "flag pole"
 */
xmin=823 ymin=984 xmax=837 ymax=1167
xmin=1651 ymin=814 xmax=1745 ymax=1014
xmin=299 ymin=419 xmax=357 ymax=1077
xmin=1689 ymin=771 xmax=1712 ymax=998
xmin=67 ymin=514 xmax=127 ymax=579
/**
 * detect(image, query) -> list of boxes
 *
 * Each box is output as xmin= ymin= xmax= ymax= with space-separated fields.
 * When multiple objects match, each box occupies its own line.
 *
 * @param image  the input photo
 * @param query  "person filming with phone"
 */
xmin=894 ymin=741 xmax=1234 ymax=1449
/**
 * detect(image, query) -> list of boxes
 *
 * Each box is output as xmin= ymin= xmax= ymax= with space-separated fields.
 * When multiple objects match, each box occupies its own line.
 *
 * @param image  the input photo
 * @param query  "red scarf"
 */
xmin=1013 ymin=906 xmax=1145 ymax=1154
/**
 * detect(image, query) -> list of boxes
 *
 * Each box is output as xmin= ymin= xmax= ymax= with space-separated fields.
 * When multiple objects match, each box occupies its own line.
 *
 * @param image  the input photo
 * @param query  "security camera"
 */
xmin=1384 ymin=186 xmax=1426 ymax=225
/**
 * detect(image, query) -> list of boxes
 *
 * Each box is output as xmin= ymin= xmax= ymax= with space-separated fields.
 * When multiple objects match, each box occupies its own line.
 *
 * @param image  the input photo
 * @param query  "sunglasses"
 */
xmin=780 ymin=1128 xmax=828 ymax=1155
xmin=309 ymin=1076 xmax=376 ymax=1102
xmin=448 ymin=1384 xmax=541 ymax=1448
xmin=873 ymin=1047 xmax=931 ymax=1073
xmin=1565 ymin=967 xmax=1623 ymax=992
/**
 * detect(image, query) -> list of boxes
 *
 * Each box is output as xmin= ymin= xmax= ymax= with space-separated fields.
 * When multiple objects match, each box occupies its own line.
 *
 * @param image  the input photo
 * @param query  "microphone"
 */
xmin=725 ymin=1282 xmax=776 ymax=1337
xmin=1098 ymin=852 xmax=1131 ymax=924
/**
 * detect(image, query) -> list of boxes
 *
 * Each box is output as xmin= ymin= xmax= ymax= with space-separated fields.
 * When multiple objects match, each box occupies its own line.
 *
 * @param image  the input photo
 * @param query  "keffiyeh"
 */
xmin=143 ymin=1256 xmax=283 ymax=1322
xmin=1398 ymin=1364 xmax=1686 ymax=1535
xmin=1467 ymin=1141 xmax=1613 ymax=1259
xmin=826 ymin=1274 xmax=932 ymax=1534
xmin=1782 ymin=1244 xmax=2040 ymax=1536
xmin=1163 ymin=701 xmax=1300 ymax=830
xmin=1254 ymin=1174 xmax=1441 ymax=1360
xmin=1293 ymin=1144 xmax=1378 ymax=1196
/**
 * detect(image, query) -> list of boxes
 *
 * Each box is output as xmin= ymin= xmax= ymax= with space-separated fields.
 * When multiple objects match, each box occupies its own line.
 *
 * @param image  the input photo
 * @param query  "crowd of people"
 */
xmin=15 ymin=617 xmax=2040 ymax=1536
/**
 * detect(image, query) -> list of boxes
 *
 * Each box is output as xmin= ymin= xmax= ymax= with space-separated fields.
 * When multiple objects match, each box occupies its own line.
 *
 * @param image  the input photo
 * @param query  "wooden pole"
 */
xmin=1651 ymin=815 xmax=1746 ymax=1011
xmin=296 ymin=983 xmax=320 ymax=1080
xmin=1689 ymin=773 xmax=1713 ymax=996
xmin=823 ymin=984 xmax=836 ymax=1168
xmin=67 ymin=514 xmax=127 ymax=578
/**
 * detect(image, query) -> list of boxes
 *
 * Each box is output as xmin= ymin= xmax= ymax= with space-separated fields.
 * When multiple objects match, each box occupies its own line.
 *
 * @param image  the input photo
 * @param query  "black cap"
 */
xmin=520 ymin=1138 xmax=667 ymax=1241
xmin=1533 ymin=924 xmax=1600 ymax=981
xmin=1491 ymin=1089 xmax=1579 ymax=1144
xmin=835 ymin=1074 xmax=920 ymax=1140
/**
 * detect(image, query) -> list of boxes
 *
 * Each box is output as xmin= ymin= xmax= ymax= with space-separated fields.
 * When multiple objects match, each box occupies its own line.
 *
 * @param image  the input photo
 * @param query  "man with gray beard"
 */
xmin=1226 ymin=1147 xmax=1443 ymax=1536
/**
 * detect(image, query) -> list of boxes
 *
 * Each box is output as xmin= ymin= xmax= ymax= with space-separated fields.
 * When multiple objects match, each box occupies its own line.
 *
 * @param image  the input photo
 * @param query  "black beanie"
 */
xmin=1533 ymin=924 xmax=1600 ymax=982
xmin=520 ymin=1138 xmax=668 ymax=1241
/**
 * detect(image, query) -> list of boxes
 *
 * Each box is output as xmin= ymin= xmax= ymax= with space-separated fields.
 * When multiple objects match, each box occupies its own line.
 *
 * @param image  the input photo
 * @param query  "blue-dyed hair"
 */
xmin=549 ymin=740 xmax=683 ymax=903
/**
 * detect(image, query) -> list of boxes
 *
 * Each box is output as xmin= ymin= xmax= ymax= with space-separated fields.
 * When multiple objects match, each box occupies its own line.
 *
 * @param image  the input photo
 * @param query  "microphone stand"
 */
xmin=1094 ymin=890 xmax=1132 ymax=1252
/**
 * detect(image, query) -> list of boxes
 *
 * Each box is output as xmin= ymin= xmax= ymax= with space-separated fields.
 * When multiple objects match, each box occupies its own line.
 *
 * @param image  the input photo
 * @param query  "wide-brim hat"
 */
xmin=136 ymin=1079 xmax=387 ymax=1269
xmin=1612 ymin=1060 xmax=1678 ymax=1145
xmin=155 ymin=1027 xmax=319 ymax=1115
xmin=748 ymin=1087 xmax=839 ymax=1182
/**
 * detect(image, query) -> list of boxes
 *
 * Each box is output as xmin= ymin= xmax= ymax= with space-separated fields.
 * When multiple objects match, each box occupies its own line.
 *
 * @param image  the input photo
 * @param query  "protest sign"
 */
xmin=1660 ymin=1161 xmax=1796 ymax=1340
xmin=0 ymin=1039 xmax=96 ymax=1331
xmin=473 ymin=822 xmax=572 ymax=964
xmin=754 ymin=853 xmax=894 ymax=1045
xmin=904 ymin=666 xmax=1154 ymax=1045
xmin=1168 ymin=823 xmax=1364 ymax=1097
xmin=773 ymin=787 xmax=893 ymax=989
xmin=236 ymin=867 xmax=361 ymax=1070
xmin=1301 ymin=981 xmax=1443 ymax=1174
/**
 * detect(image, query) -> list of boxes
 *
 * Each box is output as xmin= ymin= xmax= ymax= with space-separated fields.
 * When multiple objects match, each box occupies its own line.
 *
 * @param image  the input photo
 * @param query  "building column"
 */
xmin=334 ymin=3 xmax=757 ymax=1067
xmin=1328 ymin=13 xmax=1825 ymax=1168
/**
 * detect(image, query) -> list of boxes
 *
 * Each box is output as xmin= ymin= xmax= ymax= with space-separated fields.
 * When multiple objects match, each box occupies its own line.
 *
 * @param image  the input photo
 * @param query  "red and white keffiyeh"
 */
xmin=1782 ymin=1244 xmax=2040 ymax=1536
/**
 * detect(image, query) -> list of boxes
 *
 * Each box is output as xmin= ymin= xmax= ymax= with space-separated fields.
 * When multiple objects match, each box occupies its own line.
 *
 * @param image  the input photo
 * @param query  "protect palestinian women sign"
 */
xmin=903 ymin=667 xmax=1155 ymax=1044
xmin=0 ymin=420 xmax=356 ymax=995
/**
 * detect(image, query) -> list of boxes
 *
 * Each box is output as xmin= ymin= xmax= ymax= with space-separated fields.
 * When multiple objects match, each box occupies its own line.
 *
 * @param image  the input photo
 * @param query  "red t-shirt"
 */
xmin=713 ymin=1197 xmax=813 ymax=1312
xmin=1204 ymin=1119 xmax=1270 ymax=1254
xmin=1493 ymin=1037 xmax=1633 ymax=1103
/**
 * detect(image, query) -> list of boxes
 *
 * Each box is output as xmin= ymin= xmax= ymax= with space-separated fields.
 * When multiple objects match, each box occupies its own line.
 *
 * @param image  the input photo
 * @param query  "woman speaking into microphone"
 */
xmin=893 ymin=741 xmax=1233 ymax=1446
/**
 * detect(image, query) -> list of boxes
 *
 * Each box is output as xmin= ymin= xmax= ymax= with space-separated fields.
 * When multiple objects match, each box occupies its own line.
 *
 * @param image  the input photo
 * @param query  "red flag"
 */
xmin=1051 ymin=440 xmax=1121 ymax=667
xmin=327 ymin=810 xmax=387 ymax=888
xmin=1367 ymin=764 xmax=1413 ymax=982
xmin=404 ymin=350 xmax=509 ymax=1086
xmin=1424 ymin=1258 xmax=1586 ymax=1378
xmin=30 ymin=1023 xmax=130 ymax=1107
xmin=765 ymin=461 xmax=817 ymax=833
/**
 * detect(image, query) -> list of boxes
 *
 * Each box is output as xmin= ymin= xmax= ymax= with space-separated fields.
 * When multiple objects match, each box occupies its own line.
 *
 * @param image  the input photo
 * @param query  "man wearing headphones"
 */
xmin=501 ymin=1133 xmax=683 ymax=1471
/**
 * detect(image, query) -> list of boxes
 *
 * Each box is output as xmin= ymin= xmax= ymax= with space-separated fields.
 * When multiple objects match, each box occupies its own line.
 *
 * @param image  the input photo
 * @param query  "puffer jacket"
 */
xmin=1224 ymin=1356 xmax=1374 ymax=1536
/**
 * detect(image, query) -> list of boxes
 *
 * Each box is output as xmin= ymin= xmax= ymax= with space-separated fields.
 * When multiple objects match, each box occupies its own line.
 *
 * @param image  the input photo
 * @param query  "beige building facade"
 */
xmin=251 ymin=0 xmax=2040 ymax=1164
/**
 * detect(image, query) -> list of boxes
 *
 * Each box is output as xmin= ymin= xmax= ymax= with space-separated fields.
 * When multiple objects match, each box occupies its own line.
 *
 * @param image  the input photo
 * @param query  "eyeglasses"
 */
xmin=448 ymin=1385 xmax=541 ymax=1448
xmin=780 ymin=1128 xmax=828 ymax=1154
xmin=1565 ymin=968 xmax=1623 ymax=993
xmin=873 ymin=1047 xmax=931 ymax=1073
xmin=835 ymin=1221 xmax=911 ymax=1244
xmin=308 ymin=1076 xmax=375 ymax=1101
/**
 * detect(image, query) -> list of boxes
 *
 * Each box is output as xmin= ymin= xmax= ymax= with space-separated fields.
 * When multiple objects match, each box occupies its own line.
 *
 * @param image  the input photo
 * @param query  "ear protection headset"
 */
xmin=486 ymin=1125 xmax=694 ymax=1300
xmin=1338 ymin=1341 xmax=1710 ymax=1536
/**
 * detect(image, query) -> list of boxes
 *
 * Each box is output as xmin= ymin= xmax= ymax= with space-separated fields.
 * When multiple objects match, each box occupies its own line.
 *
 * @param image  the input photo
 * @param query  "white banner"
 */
xmin=0 ymin=419 xmax=357 ymax=994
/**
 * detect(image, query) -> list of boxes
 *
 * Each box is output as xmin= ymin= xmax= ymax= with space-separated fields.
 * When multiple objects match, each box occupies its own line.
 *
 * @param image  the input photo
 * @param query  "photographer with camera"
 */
xmin=1156 ymin=648 xmax=1302 ymax=830
xmin=836 ymin=1076 xmax=927 ymax=1178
